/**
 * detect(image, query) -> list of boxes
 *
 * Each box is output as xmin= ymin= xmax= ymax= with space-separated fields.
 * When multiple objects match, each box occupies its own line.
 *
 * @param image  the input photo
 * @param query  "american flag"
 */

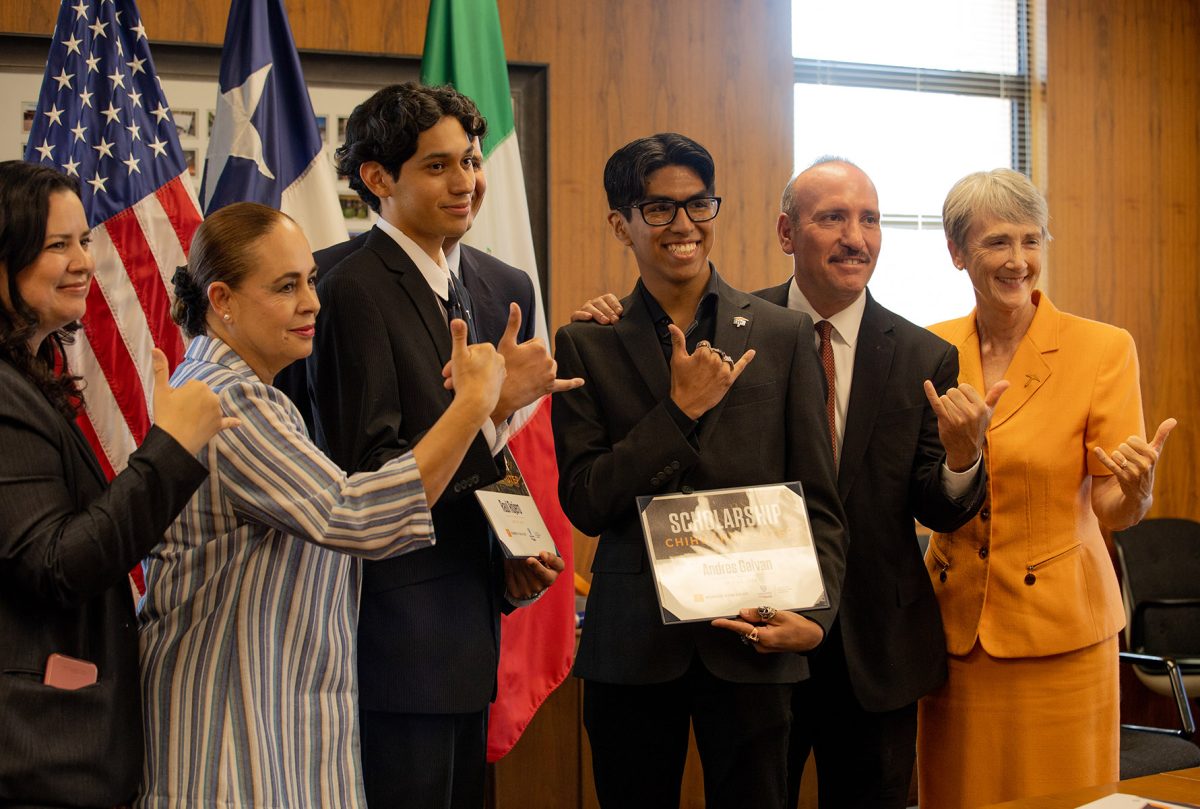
xmin=25 ymin=0 xmax=200 ymax=484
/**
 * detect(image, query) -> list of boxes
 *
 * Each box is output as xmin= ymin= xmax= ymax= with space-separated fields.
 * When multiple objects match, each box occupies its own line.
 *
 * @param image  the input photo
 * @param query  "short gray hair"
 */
xmin=942 ymin=168 xmax=1050 ymax=251
xmin=780 ymin=155 xmax=861 ymax=222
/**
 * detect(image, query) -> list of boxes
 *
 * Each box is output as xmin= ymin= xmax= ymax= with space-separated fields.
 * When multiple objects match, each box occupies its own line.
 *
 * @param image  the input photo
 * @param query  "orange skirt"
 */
xmin=917 ymin=636 xmax=1118 ymax=808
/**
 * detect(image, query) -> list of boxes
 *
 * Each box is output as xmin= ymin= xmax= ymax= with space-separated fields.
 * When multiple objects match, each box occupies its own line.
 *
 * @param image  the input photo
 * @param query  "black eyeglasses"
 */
xmin=623 ymin=196 xmax=722 ymax=226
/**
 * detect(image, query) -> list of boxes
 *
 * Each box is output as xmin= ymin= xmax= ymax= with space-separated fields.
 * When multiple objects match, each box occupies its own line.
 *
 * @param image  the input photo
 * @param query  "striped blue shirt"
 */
xmin=138 ymin=336 xmax=434 ymax=808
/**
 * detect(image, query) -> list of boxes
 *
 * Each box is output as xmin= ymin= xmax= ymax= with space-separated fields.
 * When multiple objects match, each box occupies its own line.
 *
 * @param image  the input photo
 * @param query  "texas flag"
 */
xmin=200 ymin=0 xmax=345 ymax=251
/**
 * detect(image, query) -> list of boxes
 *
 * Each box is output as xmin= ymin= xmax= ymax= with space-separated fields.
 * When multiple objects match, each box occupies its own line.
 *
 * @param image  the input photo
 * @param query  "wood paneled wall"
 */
xmin=1045 ymin=0 xmax=1199 ymax=521
xmin=0 ymin=0 xmax=795 ymax=327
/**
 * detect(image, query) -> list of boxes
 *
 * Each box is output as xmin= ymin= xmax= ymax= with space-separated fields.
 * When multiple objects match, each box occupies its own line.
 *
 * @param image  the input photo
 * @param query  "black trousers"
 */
xmin=359 ymin=708 xmax=488 ymax=809
xmin=786 ymin=627 xmax=918 ymax=809
xmin=583 ymin=657 xmax=792 ymax=809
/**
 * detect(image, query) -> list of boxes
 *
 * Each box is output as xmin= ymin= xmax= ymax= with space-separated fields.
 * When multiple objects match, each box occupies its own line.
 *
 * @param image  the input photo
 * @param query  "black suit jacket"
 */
xmin=276 ymin=232 xmax=536 ymax=430
xmin=314 ymin=232 xmax=537 ymax=344
xmin=552 ymin=270 xmax=849 ymax=685
xmin=755 ymin=283 xmax=986 ymax=711
xmin=0 ymin=360 xmax=206 ymax=807
xmin=457 ymin=242 xmax=537 ymax=345
xmin=308 ymin=226 xmax=529 ymax=715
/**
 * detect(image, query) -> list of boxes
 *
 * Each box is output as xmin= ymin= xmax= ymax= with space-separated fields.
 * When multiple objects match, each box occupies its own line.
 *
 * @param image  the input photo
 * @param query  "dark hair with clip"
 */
xmin=171 ymin=202 xmax=292 ymax=338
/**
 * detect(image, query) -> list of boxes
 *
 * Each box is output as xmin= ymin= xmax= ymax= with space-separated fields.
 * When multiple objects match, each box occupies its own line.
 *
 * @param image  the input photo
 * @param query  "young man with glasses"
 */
xmin=550 ymin=132 xmax=849 ymax=809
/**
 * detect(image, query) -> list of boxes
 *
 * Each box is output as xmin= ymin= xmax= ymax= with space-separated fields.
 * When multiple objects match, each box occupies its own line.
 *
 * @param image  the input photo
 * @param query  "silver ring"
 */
xmin=696 ymin=340 xmax=711 ymax=349
xmin=757 ymin=605 xmax=777 ymax=622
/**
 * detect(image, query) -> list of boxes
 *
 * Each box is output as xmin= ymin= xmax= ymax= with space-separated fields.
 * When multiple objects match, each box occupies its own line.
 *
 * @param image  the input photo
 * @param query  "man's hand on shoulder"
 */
xmin=570 ymin=293 xmax=623 ymax=324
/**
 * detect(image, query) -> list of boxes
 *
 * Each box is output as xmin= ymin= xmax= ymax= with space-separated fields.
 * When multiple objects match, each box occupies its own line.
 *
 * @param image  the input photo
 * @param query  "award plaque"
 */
xmin=475 ymin=449 xmax=558 ymax=559
xmin=636 ymin=482 xmax=828 ymax=624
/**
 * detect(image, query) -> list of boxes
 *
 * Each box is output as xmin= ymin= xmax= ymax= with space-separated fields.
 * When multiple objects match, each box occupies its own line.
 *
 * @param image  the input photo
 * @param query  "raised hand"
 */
xmin=923 ymin=379 xmax=1009 ymax=472
xmin=570 ymin=293 xmax=623 ymax=324
xmin=504 ymin=551 xmax=566 ymax=601
xmin=669 ymin=325 xmax=755 ymax=419
xmin=150 ymin=347 xmax=241 ymax=454
xmin=712 ymin=607 xmax=825 ymax=653
xmin=1092 ymin=418 xmax=1177 ymax=503
xmin=445 ymin=318 xmax=506 ymax=423
xmin=492 ymin=303 xmax=583 ymax=422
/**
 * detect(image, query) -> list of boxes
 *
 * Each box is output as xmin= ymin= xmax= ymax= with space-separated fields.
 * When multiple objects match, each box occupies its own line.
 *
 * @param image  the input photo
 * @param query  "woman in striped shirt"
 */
xmin=137 ymin=202 xmax=505 ymax=807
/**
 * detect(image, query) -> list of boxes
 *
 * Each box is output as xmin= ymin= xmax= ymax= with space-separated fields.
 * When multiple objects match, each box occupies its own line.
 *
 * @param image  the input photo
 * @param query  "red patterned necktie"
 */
xmin=815 ymin=320 xmax=838 ymax=463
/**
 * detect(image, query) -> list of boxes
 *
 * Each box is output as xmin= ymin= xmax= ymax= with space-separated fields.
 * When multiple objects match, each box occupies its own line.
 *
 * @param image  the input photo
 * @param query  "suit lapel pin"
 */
xmin=732 ymin=316 xmax=748 ymax=328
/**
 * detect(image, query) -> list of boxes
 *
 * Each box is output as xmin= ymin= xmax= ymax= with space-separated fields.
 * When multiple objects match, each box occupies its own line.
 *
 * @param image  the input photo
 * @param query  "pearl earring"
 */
xmin=223 ymin=313 xmax=231 ymax=321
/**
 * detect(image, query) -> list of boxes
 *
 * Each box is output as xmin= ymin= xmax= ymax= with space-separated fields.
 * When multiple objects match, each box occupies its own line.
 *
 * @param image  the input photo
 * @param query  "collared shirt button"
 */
xmin=670 ymin=460 xmax=681 ymax=471
xmin=979 ymin=547 xmax=989 ymax=560
xmin=980 ymin=507 xmax=991 ymax=521
xmin=651 ymin=475 xmax=661 ymax=485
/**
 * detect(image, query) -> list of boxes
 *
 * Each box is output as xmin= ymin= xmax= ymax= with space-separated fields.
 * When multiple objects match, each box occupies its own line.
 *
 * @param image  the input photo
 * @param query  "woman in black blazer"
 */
xmin=0 ymin=161 xmax=233 ymax=807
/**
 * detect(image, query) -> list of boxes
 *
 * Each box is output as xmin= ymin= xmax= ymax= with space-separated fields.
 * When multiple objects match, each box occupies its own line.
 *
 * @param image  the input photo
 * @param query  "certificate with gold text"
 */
xmin=636 ymin=482 xmax=828 ymax=624
xmin=474 ymin=449 xmax=558 ymax=559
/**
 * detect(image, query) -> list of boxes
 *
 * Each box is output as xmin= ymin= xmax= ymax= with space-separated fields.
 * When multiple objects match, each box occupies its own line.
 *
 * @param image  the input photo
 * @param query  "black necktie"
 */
xmin=445 ymin=270 xmax=479 ymax=344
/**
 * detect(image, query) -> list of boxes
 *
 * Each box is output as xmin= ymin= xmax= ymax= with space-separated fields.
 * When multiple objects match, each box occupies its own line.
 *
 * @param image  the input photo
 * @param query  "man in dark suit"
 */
xmin=752 ymin=160 xmax=1005 ymax=809
xmin=574 ymin=159 xmax=1004 ymax=808
xmin=552 ymin=133 xmax=849 ymax=809
xmin=276 ymin=136 xmax=536 ymax=431
xmin=306 ymin=83 xmax=573 ymax=809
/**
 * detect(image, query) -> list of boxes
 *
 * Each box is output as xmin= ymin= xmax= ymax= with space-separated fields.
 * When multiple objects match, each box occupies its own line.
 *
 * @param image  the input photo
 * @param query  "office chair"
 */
xmin=1119 ymin=651 xmax=1200 ymax=778
xmin=1113 ymin=518 xmax=1200 ymax=778
xmin=1113 ymin=518 xmax=1200 ymax=698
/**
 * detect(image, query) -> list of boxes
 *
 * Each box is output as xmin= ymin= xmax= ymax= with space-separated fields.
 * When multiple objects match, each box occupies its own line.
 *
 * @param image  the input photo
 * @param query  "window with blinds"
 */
xmin=792 ymin=0 xmax=1037 ymax=326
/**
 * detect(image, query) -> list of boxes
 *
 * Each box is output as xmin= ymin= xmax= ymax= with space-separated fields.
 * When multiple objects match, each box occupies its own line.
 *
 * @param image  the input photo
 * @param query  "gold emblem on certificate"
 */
xmin=637 ymin=482 xmax=828 ymax=624
xmin=475 ymin=449 xmax=559 ymax=559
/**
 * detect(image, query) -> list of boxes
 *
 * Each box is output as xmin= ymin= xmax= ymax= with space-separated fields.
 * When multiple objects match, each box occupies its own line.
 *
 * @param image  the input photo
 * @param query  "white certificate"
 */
xmin=637 ymin=482 xmax=828 ymax=624
xmin=474 ymin=450 xmax=558 ymax=559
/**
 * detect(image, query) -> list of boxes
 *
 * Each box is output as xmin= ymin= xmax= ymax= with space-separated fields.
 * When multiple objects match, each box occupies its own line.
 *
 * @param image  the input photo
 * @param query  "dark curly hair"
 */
xmin=335 ymin=82 xmax=487 ymax=213
xmin=0 ymin=160 xmax=86 ymax=418
xmin=171 ymin=202 xmax=292 ymax=339
xmin=604 ymin=133 xmax=716 ymax=215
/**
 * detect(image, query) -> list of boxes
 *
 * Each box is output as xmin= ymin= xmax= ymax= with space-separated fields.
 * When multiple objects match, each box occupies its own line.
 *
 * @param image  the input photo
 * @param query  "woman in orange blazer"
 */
xmin=916 ymin=168 xmax=1177 ymax=808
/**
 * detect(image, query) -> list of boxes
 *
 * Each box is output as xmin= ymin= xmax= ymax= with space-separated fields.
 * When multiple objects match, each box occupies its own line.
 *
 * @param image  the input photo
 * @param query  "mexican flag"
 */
xmin=421 ymin=0 xmax=576 ymax=763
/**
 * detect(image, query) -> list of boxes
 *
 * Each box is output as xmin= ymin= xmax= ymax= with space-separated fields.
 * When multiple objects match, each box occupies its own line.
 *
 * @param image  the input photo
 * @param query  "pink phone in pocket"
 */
xmin=43 ymin=653 xmax=98 ymax=690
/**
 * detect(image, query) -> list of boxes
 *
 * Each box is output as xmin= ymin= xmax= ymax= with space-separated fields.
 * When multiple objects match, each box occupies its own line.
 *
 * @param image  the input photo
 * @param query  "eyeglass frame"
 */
xmin=620 ymin=196 xmax=723 ymax=227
